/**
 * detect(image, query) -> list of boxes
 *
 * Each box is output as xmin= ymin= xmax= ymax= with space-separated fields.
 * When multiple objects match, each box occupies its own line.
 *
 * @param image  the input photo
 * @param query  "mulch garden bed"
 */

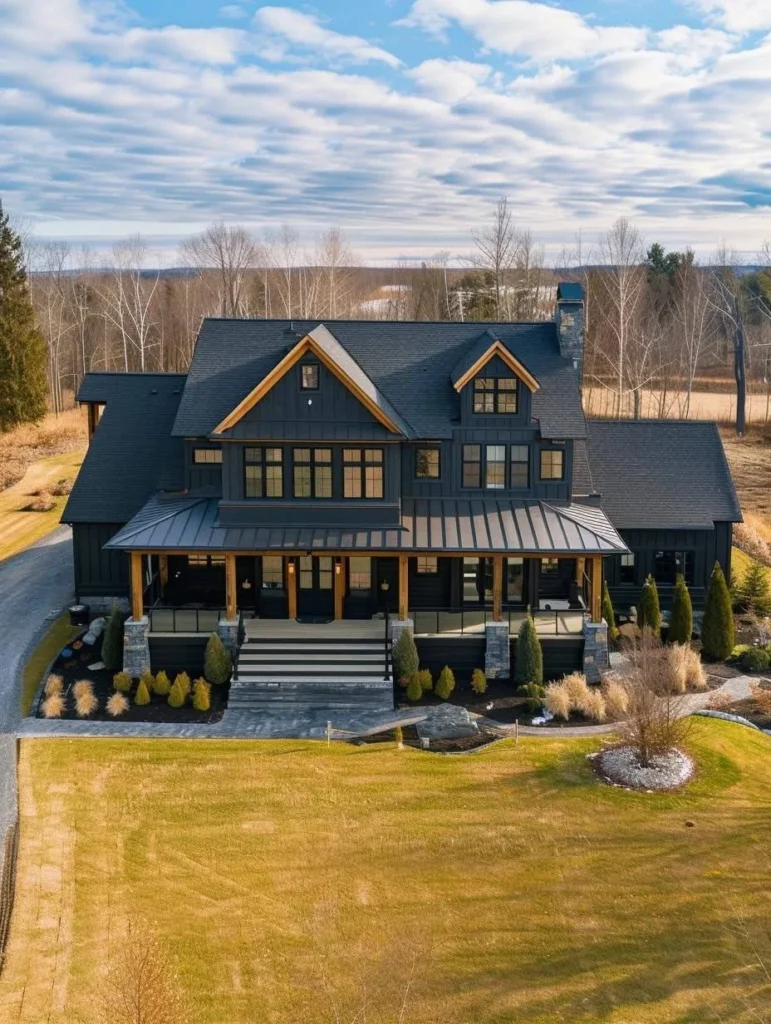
xmin=35 ymin=629 xmax=227 ymax=724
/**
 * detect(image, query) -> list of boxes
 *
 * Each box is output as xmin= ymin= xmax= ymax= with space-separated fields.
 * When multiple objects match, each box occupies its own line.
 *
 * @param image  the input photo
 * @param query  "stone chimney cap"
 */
xmin=557 ymin=282 xmax=584 ymax=302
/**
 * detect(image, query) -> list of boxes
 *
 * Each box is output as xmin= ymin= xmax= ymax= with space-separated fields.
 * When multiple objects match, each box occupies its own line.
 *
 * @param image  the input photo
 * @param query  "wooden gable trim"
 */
xmin=453 ymin=340 xmax=540 ymax=393
xmin=212 ymin=334 xmax=403 ymax=435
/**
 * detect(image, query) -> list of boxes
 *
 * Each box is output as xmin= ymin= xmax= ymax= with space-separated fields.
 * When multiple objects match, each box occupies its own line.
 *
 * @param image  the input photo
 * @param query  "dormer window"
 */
xmin=473 ymin=377 xmax=517 ymax=414
xmin=301 ymin=364 xmax=319 ymax=390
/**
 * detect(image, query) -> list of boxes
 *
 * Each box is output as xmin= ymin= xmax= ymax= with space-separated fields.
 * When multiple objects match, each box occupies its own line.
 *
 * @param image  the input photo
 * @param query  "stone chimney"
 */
xmin=555 ymin=282 xmax=585 ymax=368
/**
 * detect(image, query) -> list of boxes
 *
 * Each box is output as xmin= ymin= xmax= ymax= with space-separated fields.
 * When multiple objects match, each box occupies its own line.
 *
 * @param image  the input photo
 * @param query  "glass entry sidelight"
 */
xmin=297 ymin=555 xmax=335 ymax=618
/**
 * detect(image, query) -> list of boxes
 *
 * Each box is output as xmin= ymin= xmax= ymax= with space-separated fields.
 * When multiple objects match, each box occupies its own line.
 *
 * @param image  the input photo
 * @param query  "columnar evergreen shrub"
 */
xmin=417 ymin=668 xmax=433 ymax=692
xmin=192 ymin=678 xmax=211 ymax=711
xmin=102 ymin=605 xmax=125 ymax=671
xmin=518 ymin=682 xmax=546 ymax=714
xmin=204 ymin=633 xmax=232 ymax=685
xmin=738 ymin=561 xmax=771 ymax=616
xmin=515 ymin=614 xmax=543 ymax=686
xmin=668 ymin=574 xmax=693 ymax=644
xmin=435 ymin=666 xmax=456 ymax=700
xmin=168 ymin=679 xmax=185 ymax=708
xmin=113 ymin=671 xmax=132 ymax=693
xmin=638 ymin=576 xmax=661 ymax=634
xmin=134 ymin=679 xmax=151 ymax=706
xmin=702 ymin=562 xmax=735 ymax=661
xmin=153 ymin=670 xmax=171 ymax=696
xmin=406 ymin=674 xmax=423 ymax=702
xmin=470 ymin=668 xmax=487 ymax=695
xmin=392 ymin=629 xmax=419 ymax=683
xmin=602 ymin=582 xmax=618 ymax=640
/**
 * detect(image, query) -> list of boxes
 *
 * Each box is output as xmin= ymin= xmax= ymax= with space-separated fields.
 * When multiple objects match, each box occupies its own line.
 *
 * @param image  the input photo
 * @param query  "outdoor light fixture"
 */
xmin=335 ymin=560 xmax=342 ymax=575
xmin=287 ymin=560 xmax=295 ymax=575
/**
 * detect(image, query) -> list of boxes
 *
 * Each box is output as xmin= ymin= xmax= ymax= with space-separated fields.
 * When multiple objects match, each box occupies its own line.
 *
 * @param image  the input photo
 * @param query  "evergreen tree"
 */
xmin=134 ymin=679 xmax=151 ymax=706
xmin=0 ymin=202 xmax=47 ymax=431
xmin=406 ymin=673 xmax=422 ymax=702
xmin=702 ymin=562 xmax=735 ymax=661
xmin=192 ymin=678 xmax=211 ymax=712
xmin=101 ymin=605 xmax=126 ymax=672
xmin=515 ymin=614 xmax=543 ymax=686
xmin=168 ymin=679 xmax=185 ymax=708
xmin=392 ymin=629 xmax=419 ymax=683
xmin=638 ymin=575 xmax=662 ymax=635
xmin=204 ymin=633 xmax=232 ymax=685
xmin=153 ymin=670 xmax=171 ymax=696
xmin=738 ymin=561 xmax=771 ymax=616
xmin=602 ymin=582 xmax=618 ymax=640
xmin=435 ymin=665 xmax=456 ymax=700
xmin=668 ymin=574 xmax=694 ymax=644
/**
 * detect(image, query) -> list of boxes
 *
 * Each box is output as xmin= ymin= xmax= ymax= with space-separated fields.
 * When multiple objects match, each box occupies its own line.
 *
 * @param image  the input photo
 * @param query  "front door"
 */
xmin=297 ymin=556 xmax=335 ymax=619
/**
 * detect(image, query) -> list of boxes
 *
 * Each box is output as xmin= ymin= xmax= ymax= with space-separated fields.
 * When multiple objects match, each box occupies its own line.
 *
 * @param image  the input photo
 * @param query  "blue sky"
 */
xmin=2 ymin=0 xmax=771 ymax=262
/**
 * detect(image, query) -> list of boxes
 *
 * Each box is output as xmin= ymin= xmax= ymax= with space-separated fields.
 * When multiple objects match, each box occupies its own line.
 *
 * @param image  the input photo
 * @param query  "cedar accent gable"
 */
xmin=453 ymin=340 xmax=540 ymax=394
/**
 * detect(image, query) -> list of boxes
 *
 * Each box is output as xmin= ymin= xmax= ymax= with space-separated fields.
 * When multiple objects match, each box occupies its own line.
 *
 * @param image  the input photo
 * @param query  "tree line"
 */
xmin=3 ymin=195 xmax=771 ymax=432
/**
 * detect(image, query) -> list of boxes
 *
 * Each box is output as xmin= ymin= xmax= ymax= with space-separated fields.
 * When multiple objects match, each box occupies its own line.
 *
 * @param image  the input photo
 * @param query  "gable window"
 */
xmin=417 ymin=556 xmax=438 ymax=574
xmin=540 ymin=449 xmax=564 ymax=480
xmin=301 ymin=364 xmax=319 ymax=390
xmin=654 ymin=550 xmax=694 ymax=586
xmin=261 ymin=556 xmax=284 ymax=589
xmin=244 ymin=447 xmax=283 ymax=498
xmin=620 ymin=553 xmax=636 ymax=584
xmin=415 ymin=447 xmax=441 ymax=479
xmin=343 ymin=448 xmax=383 ymax=499
xmin=193 ymin=448 xmax=222 ymax=464
xmin=473 ymin=377 xmax=518 ymax=414
xmin=293 ymin=448 xmax=332 ymax=499
xmin=510 ymin=445 xmax=529 ymax=488
xmin=485 ymin=445 xmax=506 ymax=489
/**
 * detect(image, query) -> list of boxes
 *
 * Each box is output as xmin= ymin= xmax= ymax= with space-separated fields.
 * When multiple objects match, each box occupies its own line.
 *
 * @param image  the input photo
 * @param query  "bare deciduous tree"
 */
xmin=100 ymin=922 xmax=190 ymax=1024
xmin=471 ymin=197 xmax=521 ymax=319
xmin=180 ymin=221 xmax=259 ymax=317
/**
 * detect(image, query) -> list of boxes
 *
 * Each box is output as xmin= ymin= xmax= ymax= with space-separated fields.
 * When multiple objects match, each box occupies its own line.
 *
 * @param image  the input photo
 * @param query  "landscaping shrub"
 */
xmin=518 ymin=682 xmax=546 ymax=714
xmin=168 ymin=679 xmax=185 ymax=708
xmin=739 ymin=647 xmax=771 ymax=673
xmin=544 ymin=681 xmax=571 ymax=720
xmin=102 ymin=605 xmax=126 ymax=672
xmin=175 ymin=672 xmax=192 ymax=698
xmin=204 ymin=633 xmax=232 ymax=685
xmin=134 ymin=679 xmax=151 ymax=706
xmin=602 ymin=582 xmax=619 ymax=640
xmin=417 ymin=668 xmax=433 ymax=692
xmin=113 ymin=671 xmax=132 ymax=693
xmin=75 ymin=682 xmax=98 ymax=717
xmin=470 ymin=668 xmax=487 ymax=695
xmin=668 ymin=574 xmax=693 ymax=644
xmin=44 ymin=673 xmax=63 ymax=697
xmin=42 ymin=693 xmax=65 ymax=718
xmin=702 ymin=562 xmax=735 ymax=661
xmin=706 ymin=690 xmax=734 ymax=711
xmin=435 ymin=666 xmax=456 ymax=700
xmin=406 ymin=674 xmax=423 ymax=702
xmin=602 ymin=677 xmax=629 ymax=720
xmin=750 ymin=682 xmax=771 ymax=714
xmin=192 ymin=678 xmax=211 ymax=712
xmin=392 ymin=629 xmax=419 ymax=682
xmin=139 ymin=669 xmax=155 ymax=696
xmin=515 ymin=614 xmax=543 ymax=687
xmin=579 ymin=688 xmax=607 ymax=723
xmin=153 ymin=670 xmax=171 ymax=697
xmin=737 ymin=561 xmax=771 ymax=616
xmin=638 ymin=575 xmax=661 ymax=634
xmin=106 ymin=692 xmax=129 ymax=718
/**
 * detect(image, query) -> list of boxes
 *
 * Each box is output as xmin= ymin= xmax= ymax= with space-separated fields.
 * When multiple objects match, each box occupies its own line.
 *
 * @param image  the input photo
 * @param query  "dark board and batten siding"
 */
xmin=148 ymin=636 xmax=209 ymax=679
xmin=415 ymin=636 xmax=583 ymax=682
xmin=73 ymin=523 xmax=129 ymax=598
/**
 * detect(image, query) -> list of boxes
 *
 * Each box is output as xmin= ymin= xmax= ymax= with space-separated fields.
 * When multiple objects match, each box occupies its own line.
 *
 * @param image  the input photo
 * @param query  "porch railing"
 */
xmin=148 ymin=607 xmax=228 ymax=634
xmin=383 ymin=604 xmax=391 ymax=682
xmin=410 ymin=608 xmax=585 ymax=637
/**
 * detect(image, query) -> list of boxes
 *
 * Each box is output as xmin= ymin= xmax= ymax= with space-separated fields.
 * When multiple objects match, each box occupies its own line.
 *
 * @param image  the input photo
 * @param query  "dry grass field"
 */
xmin=586 ymin=387 xmax=771 ymax=424
xmin=1 ymin=723 xmax=770 ymax=1024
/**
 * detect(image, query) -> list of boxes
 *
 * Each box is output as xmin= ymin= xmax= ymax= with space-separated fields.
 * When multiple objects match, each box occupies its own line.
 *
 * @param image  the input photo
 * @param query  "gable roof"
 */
xmin=213 ymin=324 xmax=409 ymax=436
xmin=172 ymin=319 xmax=585 ymax=440
xmin=62 ymin=373 xmax=187 ymax=524
xmin=450 ymin=330 xmax=540 ymax=392
xmin=583 ymin=419 xmax=742 ymax=529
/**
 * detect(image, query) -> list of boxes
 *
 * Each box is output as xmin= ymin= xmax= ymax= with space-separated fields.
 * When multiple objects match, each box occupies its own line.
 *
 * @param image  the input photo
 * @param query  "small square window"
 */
xmin=301 ymin=364 xmax=319 ymax=390
xmin=541 ymin=558 xmax=559 ymax=575
xmin=415 ymin=448 xmax=441 ymax=479
xmin=417 ymin=556 xmax=438 ymax=574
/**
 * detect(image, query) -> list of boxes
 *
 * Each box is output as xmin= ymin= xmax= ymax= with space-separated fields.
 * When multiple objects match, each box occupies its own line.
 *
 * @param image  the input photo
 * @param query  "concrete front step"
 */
xmin=229 ymin=677 xmax=394 ymax=713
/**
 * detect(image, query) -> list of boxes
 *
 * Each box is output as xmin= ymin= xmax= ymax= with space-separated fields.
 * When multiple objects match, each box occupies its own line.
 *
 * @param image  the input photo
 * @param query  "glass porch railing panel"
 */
xmin=412 ymin=610 xmax=439 ymax=635
xmin=461 ymin=609 xmax=487 ymax=635
xmin=437 ymin=610 xmax=465 ymax=635
xmin=150 ymin=609 xmax=175 ymax=632
xmin=197 ymin=609 xmax=221 ymax=633
xmin=173 ymin=609 xmax=199 ymax=632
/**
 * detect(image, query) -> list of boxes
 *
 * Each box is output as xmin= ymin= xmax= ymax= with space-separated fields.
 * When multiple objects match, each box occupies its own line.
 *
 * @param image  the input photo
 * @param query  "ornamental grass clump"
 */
xmin=204 ymin=633 xmax=232 ymax=685
xmin=134 ymin=679 xmax=151 ymax=706
xmin=44 ymin=673 xmax=63 ymax=697
xmin=470 ymin=668 xmax=487 ymax=695
xmin=106 ymin=692 xmax=129 ymax=718
xmin=113 ymin=671 xmax=132 ymax=693
xmin=668 ymin=643 xmax=707 ymax=692
xmin=543 ymin=681 xmax=571 ymax=720
xmin=42 ymin=693 xmax=65 ymax=718
xmin=435 ymin=665 xmax=456 ymax=700
xmin=192 ymin=678 xmax=211 ymax=712
xmin=74 ymin=681 xmax=98 ymax=718
xmin=601 ymin=677 xmax=630 ymax=720
xmin=153 ymin=670 xmax=171 ymax=696
xmin=578 ymin=687 xmax=607 ymax=723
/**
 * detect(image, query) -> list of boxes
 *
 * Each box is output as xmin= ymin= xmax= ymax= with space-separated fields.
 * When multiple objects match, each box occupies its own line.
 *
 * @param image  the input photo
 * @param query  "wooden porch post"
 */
xmin=492 ymin=555 xmax=503 ymax=621
xmin=590 ymin=556 xmax=603 ymax=623
xmin=225 ymin=552 xmax=237 ymax=620
xmin=334 ymin=557 xmax=346 ymax=620
xmin=130 ymin=551 xmax=143 ymax=621
xmin=287 ymin=558 xmax=298 ymax=620
xmin=398 ymin=553 xmax=409 ymax=620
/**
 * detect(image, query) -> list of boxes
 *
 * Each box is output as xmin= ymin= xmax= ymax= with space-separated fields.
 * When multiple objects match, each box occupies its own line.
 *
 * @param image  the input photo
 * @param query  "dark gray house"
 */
xmin=62 ymin=284 xmax=741 ymax=699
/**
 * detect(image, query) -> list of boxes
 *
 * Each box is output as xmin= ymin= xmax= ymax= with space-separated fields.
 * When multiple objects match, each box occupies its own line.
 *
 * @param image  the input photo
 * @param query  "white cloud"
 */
xmin=398 ymin=0 xmax=648 ymax=61
xmin=108 ymin=26 xmax=247 ymax=65
xmin=220 ymin=4 xmax=247 ymax=19
xmin=408 ymin=59 xmax=493 ymax=102
xmin=254 ymin=7 xmax=401 ymax=67
xmin=688 ymin=0 xmax=771 ymax=33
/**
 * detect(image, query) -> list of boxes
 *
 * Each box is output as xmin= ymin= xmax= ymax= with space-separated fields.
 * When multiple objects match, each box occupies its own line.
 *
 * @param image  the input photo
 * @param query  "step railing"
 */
xmin=383 ymin=605 xmax=391 ymax=682
xmin=232 ymin=610 xmax=245 ymax=683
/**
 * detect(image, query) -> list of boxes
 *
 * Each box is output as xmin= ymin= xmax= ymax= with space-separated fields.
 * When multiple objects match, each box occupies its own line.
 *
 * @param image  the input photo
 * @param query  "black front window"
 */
xmin=473 ymin=377 xmax=518 ymax=414
xmin=301 ymin=364 xmax=319 ymax=390
xmin=510 ymin=445 xmax=529 ymax=488
xmin=506 ymin=558 xmax=525 ymax=603
xmin=462 ymin=445 xmax=481 ymax=488
xmin=293 ymin=448 xmax=332 ymax=498
xmin=244 ymin=447 xmax=283 ymax=498
xmin=654 ymin=551 xmax=694 ymax=586
xmin=261 ymin=556 xmax=284 ymax=589
xmin=193 ymin=448 xmax=222 ymax=464
xmin=415 ymin=448 xmax=441 ymax=479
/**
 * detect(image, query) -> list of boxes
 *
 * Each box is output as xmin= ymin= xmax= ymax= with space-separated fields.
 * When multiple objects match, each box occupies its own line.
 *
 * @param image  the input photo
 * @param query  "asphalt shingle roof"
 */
xmin=62 ymin=373 xmax=187 ymax=524
xmin=583 ymin=419 xmax=742 ymax=529
xmin=173 ymin=319 xmax=585 ymax=440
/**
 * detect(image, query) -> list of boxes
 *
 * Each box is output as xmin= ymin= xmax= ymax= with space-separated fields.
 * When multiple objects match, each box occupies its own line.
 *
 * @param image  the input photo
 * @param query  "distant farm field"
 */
xmin=2 ymin=724 xmax=771 ymax=1024
xmin=586 ymin=386 xmax=771 ymax=424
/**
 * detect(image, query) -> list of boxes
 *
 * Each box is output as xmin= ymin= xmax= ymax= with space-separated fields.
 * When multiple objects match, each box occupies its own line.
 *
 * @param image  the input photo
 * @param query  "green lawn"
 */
xmin=0 ymin=448 xmax=84 ymax=561
xmin=1 ymin=723 xmax=770 ymax=1023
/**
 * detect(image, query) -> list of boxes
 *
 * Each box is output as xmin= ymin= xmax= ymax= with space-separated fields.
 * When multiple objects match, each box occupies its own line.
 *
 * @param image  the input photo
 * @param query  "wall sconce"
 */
xmin=287 ymin=560 xmax=295 ymax=575
xmin=335 ymin=559 xmax=342 ymax=576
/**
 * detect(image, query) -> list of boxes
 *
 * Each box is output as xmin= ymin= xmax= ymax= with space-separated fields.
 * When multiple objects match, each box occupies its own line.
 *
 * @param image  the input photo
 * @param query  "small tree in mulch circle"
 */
xmin=471 ymin=668 xmax=487 ymax=695
xmin=638 ymin=575 xmax=662 ymax=635
xmin=192 ymin=678 xmax=211 ymax=712
xmin=668 ymin=574 xmax=693 ymax=644
xmin=702 ymin=561 xmax=735 ymax=661
xmin=515 ymin=614 xmax=543 ymax=687
xmin=406 ymin=674 xmax=422 ymax=702
xmin=435 ymin=666 xmax=456 ymax=700
xmin=102 ymin=605 xmax=126 ymax=672
xmin=204 ymin=633 xmax=232 ymax=685
xmin=134 ymin=679 xmax=151 ymax=706
xmin=392 ymin=629 xmax=419 ymax=684
xmin=602 ymin=582 xmax=619 ymax=641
